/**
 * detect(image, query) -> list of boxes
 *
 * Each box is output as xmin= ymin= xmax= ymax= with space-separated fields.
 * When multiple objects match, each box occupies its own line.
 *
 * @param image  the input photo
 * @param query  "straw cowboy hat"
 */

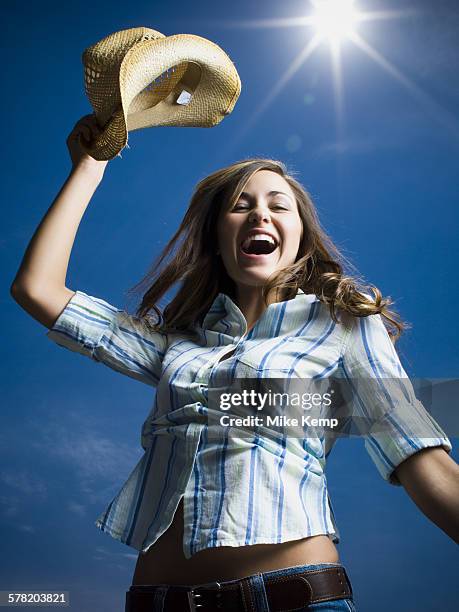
xmin=81 ymin=27 xmax=242 ymax=160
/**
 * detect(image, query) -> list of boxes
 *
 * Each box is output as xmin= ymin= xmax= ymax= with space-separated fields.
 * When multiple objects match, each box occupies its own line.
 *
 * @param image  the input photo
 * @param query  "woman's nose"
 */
xmin=248 ymin=208 xmax=270 ymax=223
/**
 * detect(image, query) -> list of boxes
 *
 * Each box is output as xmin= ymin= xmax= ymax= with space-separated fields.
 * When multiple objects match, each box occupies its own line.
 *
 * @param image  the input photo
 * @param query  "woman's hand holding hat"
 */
xmin=66 ymin=114 xmax=109 ymax=177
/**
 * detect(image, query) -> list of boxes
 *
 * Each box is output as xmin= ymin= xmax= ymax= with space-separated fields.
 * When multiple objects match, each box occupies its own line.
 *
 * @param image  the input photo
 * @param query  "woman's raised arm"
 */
xmin=10 ymin=114 xmax=109 ymax=328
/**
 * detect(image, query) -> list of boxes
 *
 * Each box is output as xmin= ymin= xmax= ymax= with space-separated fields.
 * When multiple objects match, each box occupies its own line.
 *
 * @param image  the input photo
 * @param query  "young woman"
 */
xmin=11 ymin=114 xmax=458 ymax=612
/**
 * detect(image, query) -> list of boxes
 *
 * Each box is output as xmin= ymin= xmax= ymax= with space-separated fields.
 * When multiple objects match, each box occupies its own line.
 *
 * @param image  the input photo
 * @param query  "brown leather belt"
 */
xmin=126 ymin=564 xmax=353 ymax=611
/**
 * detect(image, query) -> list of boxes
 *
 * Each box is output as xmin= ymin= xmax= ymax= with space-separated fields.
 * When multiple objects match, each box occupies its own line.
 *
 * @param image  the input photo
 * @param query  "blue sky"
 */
xmin=2 ymin=0 xmax=458 ymax=610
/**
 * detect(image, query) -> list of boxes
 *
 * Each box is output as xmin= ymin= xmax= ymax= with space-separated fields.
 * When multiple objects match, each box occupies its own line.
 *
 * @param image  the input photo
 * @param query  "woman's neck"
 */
xmin=235 ymin=285 xmax=289 ymax=332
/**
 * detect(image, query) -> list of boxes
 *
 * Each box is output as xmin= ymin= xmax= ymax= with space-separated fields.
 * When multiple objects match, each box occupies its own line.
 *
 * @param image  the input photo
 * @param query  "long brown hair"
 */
xmin=126 ymin=158 xmax=409 ymax=342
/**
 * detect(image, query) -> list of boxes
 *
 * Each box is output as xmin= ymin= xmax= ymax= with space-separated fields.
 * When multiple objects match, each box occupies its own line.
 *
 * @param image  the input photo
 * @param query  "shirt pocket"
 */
xmin=234 ymin=337 xmax=300 ymax=377
xmin=235 ymin=353 xmax=291 ymax=377
xmin=233 ymin=339 xmax=346 ymax=430
xmin=235 ymin=335 xmax=344 ymax=379
xmin=232 ymin=349 xmax=305 ymax=424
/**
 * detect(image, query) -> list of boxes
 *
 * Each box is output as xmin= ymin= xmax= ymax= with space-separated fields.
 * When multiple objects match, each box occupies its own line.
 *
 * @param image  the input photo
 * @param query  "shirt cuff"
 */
xmin=46 ymin=290 xmax=113 ymax=358
xmin=364 ymin=399 xmax=453 ymax=486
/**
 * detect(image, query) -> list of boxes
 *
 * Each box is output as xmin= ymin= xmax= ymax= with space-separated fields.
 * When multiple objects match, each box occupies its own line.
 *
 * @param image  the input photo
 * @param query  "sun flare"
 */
xmin=311 ymin=0 xmax=358 ymax=44
xmin=213 ymin=2 xmax=458 ymax=157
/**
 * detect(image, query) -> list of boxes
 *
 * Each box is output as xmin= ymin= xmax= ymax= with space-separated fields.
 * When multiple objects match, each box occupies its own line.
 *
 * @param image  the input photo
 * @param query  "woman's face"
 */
xmin=216 ymin=169 xmax=303 ymax=291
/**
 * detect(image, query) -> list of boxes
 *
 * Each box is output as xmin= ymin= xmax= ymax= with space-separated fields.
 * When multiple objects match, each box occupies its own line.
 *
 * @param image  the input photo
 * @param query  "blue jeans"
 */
xmin=128 ymin=562 xmax=356 ymax=611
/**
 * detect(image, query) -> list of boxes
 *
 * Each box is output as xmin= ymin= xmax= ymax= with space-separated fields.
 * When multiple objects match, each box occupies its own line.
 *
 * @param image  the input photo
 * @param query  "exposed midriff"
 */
xmin=132 ymin=498 xmax=339 ymax=586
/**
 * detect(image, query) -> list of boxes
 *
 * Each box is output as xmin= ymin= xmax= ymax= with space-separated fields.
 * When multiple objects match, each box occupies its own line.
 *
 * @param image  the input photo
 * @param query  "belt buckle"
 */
xmin=187 ymin=581 xmax=222 ymax=611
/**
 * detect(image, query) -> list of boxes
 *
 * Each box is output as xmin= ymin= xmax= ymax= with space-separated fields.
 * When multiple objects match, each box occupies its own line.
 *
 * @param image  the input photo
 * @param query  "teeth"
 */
xmin=241 ymin=234 xmax=277 ymax=250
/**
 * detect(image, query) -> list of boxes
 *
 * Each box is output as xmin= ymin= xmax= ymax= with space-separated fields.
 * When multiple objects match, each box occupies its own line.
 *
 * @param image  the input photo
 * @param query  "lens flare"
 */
xmin=311 ymin=0 xmax=358 ymax=43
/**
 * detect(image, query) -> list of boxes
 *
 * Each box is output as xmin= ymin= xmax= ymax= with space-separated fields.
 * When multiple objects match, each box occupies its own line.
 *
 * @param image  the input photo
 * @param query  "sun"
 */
xmin=214 ymin=2 xmax=458 ymax=156
xmin=311 ymin=0 xmax=359 ymax=44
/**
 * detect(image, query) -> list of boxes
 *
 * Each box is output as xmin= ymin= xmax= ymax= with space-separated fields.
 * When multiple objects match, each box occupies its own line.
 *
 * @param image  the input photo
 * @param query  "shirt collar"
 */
xmin=201 ymin=287 xmax=317 ymax=338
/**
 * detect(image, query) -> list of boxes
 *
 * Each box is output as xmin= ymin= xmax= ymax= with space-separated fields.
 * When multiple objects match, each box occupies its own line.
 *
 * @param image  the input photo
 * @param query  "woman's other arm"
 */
xmin=10 ymin=115 xmax=108 ymax=328
xmin=394 ymin=446 xmax=459 ymax=543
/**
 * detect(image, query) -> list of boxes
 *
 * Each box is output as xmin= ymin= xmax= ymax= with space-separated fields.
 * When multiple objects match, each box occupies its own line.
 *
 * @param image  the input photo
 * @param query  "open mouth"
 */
xmin=240 ymin=234 xmax=279 ymax=257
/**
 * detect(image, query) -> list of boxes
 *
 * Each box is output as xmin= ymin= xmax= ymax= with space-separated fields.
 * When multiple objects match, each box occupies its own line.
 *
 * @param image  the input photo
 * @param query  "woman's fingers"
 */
xmin=66 ymin=113 xmax=109 ymax=170
xmin=80 ymin=125 xmax=92 ymax=143
xmin=69 ymin=114 xmax=102 ymax=144
xmin=80 ymin=114 xmax=101 ymax=132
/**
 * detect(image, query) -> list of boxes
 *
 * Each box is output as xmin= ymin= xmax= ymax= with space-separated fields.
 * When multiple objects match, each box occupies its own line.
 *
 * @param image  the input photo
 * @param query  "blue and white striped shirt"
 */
xmin=46 ymin=288 xmax=452 ymax=558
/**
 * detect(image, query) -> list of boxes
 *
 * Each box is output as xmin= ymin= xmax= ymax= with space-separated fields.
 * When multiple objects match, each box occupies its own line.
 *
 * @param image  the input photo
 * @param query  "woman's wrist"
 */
xmin=70 ymin=158 xmax=108 ymax=184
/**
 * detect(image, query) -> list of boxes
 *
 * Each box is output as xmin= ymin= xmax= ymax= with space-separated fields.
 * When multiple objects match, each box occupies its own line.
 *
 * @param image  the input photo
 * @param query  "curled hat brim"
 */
xmin=83 ymin=32 xmax=241 ymax=161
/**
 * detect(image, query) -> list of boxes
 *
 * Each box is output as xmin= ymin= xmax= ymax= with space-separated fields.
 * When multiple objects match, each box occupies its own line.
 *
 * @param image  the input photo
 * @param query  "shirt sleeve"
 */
xmin=46 ymin=290 xmax=167 ymax=387
xmin=340 ymin=313 xmax=452 ymax=485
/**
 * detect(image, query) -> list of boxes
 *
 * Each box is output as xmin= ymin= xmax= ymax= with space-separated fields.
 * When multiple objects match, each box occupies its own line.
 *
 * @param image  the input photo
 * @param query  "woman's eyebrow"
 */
xmin=238 ymin=190 xmax=293 ymax=202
